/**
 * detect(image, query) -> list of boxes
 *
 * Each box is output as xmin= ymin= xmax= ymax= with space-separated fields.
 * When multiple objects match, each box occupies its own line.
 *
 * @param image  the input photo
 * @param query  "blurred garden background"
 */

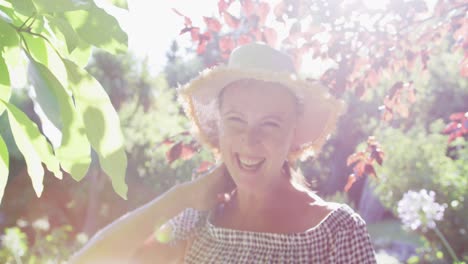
xmin=0 ymin=0 xmax=467 ymax=263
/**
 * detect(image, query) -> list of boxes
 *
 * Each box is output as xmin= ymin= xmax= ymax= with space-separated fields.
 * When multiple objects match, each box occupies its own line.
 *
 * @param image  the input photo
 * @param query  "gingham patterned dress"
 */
xmin=169 ymin=204 xmax=376 ymax=263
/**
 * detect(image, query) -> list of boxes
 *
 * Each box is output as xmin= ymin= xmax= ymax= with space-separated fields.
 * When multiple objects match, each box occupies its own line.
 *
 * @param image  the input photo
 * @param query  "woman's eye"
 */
xmin=227 ymin=117 xmax=245 ymax=123
xmin=263 ymin=121 xmax=280 ymax=128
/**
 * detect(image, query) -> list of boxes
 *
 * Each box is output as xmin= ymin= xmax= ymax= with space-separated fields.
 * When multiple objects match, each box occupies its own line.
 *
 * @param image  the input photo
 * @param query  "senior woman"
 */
xmin=71 ymin=43 xmax=376 ymax=263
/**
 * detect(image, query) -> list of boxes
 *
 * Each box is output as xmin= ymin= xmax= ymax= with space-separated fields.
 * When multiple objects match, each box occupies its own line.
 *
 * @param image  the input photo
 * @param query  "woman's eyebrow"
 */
xmin=262 ymin=114 xmax=284 ymax=122
xmin=221 ymin=109 xmax=243 ymax=116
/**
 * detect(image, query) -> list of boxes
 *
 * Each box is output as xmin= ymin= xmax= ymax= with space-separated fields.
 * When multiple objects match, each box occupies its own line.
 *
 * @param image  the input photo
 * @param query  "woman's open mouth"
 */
xmin=236 ymin=154 xmax=265 ymax=172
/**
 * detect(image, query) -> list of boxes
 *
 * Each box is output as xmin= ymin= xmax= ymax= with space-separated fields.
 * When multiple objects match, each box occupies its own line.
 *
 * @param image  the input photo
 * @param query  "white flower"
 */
xmin=397 ymin=189 xmax=446 ymax=232
xmin=76 ymin=232 xmax=88 ymax=245
xmin=1 ymin=227 xmax=27 ymax=257
xmin=32 ymin=217 xmax=50 ymax=232
xmin=16 ymin=219 xmax=28 ymax=228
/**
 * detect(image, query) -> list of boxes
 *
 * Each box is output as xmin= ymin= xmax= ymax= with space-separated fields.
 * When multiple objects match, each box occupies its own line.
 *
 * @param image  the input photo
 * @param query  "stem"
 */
xmin=19 ymin=33 xmax=31 ymax=54
xmin=13 ymin=253 xmax=23 ymax=264
xmin=434 ymin=225 xmax=459 ymax=262
xmin=23 ymin=31 xmax=64 ymax=61
xmin=18 ymin=13 xmax=36 ymax=31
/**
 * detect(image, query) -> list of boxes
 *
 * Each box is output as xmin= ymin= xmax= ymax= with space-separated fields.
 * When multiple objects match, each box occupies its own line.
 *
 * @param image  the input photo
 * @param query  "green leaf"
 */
xmin=2 ymin=45 xmax=21 ymax=67
xmin=27 ymin=58 xmax=61 ymax=130
xmin=47 ymin=15 xmax=79 ymax=53
xmin=23 ymin=34 xmax=48 ymax=65
xmin=28 ymin=57 xmax=91 ymax=181
xmin=64 ymin=59 xmax=127 ymax=198
xmin=0 ymin=4 xmax=25 ymax=26
xmin=0 ymin=54 xmax=11 ymax=115
xmin=32 ymin=0 xmax=92 ymax=13
xmin=0 ymin=134 xmax=8 ymax=204
xmin=65 ymin=4 xmax=127 ymax=54
xmin=0 ymin=100 xmax=58 ymax=197
xmin=106 ymin=0 xmax=128 ymax=9
xmin=68 ymin=39 xmax=91 ymax=67
xmin=0 ymin=18 xmax=19 ymax=48
xmin=0 ymin=8 xmax=13 ymax=23
xmin=9 ymin=0 xmax=36 ymax=16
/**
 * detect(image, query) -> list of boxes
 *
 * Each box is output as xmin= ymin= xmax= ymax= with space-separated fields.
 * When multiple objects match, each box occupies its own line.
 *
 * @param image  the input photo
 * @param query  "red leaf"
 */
xmin=251 ymin=28 xmax=262 ymax=41
xmin=449 ymin=112 xmax=465 ymax=121
xmin=223 ymin=12 xmax=240 ymax=28
xmin=172 ymin=8 xmax=192 ymax=27
xmin=263 ymin=27 xmax=277 ymax=46
xmin=190 ymin=28 xmax=200 ymax=41
xmin=257 ymin=2 xmax=270 ymax=26
xmin=442 ymin=122 xmax=458 ymax=134
xmin=204 ymin=17 xmax=222 ymax=33
xmin=180 ymin=131 xmax=191 ymax=136
xmin=364 ymin=164 xmax=376 ymax=177
xmin=179 ymin=27 xmax=192 ymax=35
xmin=382 ymin=108 xmax=393 ymax=122
xmin=197 ymin=161 xmax=215 ymax=173
xmin=346 ymin=151 xmax=365 ymax=166
xmin=180 ymin=144 xmax=196 ymax=160
xmin=355 ymin=161 xmax=366 ymax=177
xmin=371 ymin=149 xmax=384 ymax=166
xmin=242 ymin=0 xmax=255 ymax=17
xmin=218 ymin=0 xmax=232 ymax=15
xmin=389 ymin=81 xmax=404 ymax=98
xmin=197 ymin=39 xmax=208 ymax=54
xmin=179 ymin=27 xmax=200 ymax=42
xmin=172 ymin=8 xmax=184 ymax=17
xmin=219 ymin=36 xmax=235 ymax=52
xmin=383 ymin=96 xmax=393 ymax=108
xmin=448 ymin=133 xmax=457 ymax=143
xmin=166 ymin=142 xmax=182 ymax=164
xmin=162 ymin=138 xmax=174 ymax=146
xmin=200 ymin=31 xmax=212 ymax=41
xmin=344 ymin=174 xmax=356 ymax=192
xmin=238 ymin=34 xmax=253 ymax=45
xmin=395 ymin=103 xmax=409 ymax=118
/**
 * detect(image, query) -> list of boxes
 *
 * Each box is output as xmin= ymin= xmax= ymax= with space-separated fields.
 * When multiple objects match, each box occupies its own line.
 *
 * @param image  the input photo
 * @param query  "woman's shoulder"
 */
xmin=318 ymin=202 xmax=368 ymax=233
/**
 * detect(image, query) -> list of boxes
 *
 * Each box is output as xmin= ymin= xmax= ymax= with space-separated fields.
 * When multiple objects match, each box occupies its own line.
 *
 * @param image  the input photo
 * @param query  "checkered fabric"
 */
xmin=168 ymin=204 xmax=376 ymax=263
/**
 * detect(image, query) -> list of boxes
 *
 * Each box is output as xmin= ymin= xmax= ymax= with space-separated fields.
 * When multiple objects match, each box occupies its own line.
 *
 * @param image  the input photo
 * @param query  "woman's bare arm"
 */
xmin=69 ymin=164 xmax=232 ymax=264
xmin=69 ymin=184 xmax=189 ymax=264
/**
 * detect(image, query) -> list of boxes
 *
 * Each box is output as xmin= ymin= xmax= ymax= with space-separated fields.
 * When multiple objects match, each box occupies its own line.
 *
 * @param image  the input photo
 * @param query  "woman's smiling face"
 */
xmin=218 ymin=79 xmax=299 ymax=192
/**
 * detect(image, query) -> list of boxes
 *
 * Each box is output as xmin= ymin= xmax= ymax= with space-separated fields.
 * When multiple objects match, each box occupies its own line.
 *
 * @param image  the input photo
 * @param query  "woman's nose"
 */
xmin=243 ymin=126 xmax=261 ymax=146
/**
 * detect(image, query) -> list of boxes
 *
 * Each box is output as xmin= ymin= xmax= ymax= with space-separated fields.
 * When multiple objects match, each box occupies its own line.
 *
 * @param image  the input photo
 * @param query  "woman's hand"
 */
xmin=181 ymin=163 xmax=236 ymax=211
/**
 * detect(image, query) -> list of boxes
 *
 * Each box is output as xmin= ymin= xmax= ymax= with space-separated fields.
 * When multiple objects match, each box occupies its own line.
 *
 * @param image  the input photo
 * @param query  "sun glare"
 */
xmin=361 ymin=0 xmax=390 ymax=10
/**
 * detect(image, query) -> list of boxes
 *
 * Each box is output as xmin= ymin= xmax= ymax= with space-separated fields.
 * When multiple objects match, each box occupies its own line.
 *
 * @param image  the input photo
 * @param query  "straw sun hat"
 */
xmin=178 ymin=43 xmax=345 ymax=161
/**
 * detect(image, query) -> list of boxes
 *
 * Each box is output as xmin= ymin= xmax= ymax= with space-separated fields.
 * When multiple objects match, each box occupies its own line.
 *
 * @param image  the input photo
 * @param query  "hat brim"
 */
xmin=178 ymin=65 xmax=345 ymax=161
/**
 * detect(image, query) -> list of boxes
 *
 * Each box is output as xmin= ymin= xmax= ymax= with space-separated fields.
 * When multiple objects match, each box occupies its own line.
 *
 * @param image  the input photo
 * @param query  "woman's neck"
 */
xmin=224 ymin=178 xmax=314 ymax=231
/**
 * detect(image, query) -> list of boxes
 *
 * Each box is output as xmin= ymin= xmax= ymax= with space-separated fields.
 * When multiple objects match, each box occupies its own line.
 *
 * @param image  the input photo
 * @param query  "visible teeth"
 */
xmin=238 ymin=156 xmax=264 ymax=167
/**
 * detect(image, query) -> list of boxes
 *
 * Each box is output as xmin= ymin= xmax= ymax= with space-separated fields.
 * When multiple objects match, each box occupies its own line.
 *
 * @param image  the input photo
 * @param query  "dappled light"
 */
xmin=0 ymin=0 xmax=467 ymax=263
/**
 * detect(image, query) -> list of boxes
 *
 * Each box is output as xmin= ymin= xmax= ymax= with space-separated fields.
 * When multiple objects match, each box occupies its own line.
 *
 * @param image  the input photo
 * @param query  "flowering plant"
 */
xmin=0 ymin=217 xmax=88 ymax=263
xmin=397 ymin=189 xmax=446 ymax=232
xmin=397 ymin=189 xmax=460 ymax=263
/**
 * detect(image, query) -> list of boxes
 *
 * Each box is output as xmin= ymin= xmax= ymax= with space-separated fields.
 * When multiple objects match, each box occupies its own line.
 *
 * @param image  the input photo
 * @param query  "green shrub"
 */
xmin=370 ymin=120 xmax=468 ymax=260
xmin=0 ymin=218 xmax=87 ymax=263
